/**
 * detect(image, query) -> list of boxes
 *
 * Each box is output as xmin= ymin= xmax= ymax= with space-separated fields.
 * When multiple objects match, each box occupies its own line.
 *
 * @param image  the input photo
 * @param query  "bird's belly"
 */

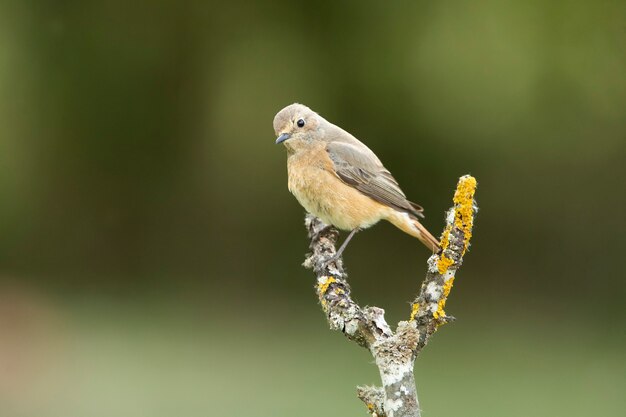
xmin=288 ymin=165 xmax=386 ymax=231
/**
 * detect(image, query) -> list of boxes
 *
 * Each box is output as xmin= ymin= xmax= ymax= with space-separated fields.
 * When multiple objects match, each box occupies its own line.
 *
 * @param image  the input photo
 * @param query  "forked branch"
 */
xmin=303 ymin=175 xmax=477 ymax=417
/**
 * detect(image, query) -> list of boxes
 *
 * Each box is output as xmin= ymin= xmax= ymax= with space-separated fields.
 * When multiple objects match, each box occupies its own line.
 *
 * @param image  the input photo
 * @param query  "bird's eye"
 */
xmin=296 ymin=118 xmax=305 ymax=128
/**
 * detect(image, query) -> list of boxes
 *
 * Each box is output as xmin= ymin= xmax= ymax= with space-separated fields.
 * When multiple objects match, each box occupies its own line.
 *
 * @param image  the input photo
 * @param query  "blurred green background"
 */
xmin=0 ymin=1 xmax=624 ymax=416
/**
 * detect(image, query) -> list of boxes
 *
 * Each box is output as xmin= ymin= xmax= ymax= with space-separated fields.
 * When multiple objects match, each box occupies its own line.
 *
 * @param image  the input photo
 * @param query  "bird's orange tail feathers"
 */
xmin=386 ymin=211 xmax=441 ymax=253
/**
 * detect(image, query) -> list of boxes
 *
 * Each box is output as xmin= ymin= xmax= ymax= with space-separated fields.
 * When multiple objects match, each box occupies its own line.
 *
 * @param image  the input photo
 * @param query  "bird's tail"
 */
xmin=386 ymin=210 xmax=441 ymax=253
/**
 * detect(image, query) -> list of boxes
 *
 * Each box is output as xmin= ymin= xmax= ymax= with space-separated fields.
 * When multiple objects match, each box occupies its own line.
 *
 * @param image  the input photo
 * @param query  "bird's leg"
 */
xmin=329 ymin=228 xmax=359 ymax=262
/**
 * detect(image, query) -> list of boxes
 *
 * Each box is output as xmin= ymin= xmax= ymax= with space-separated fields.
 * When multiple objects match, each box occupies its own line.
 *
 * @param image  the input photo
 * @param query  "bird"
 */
xmin=274 ymin=103 xmax=440 ymax=259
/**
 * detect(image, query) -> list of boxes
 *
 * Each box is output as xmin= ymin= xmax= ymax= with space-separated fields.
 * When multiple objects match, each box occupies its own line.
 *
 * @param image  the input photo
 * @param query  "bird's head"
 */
xmin=273 ymin=103 xmax=322 ymax=152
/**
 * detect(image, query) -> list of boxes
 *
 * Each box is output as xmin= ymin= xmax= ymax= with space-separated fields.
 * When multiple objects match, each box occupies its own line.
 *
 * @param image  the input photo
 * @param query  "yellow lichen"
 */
xmin=367 ymin=403 xmax=374 ymax=411
xmin=433 ymin=298 xmax=447 ymax=320
xmin=453 ymin=176 xmax=477 ymax=254
xmin=318 ymin=276 xmax=336 ymax=295
xmin=432 ymin=278 xmax=455 ymax=324
xmin=409 ymin=303 xmax=420 ymax=321
xmin=317 ymin=276 xmax=337 ymax=309
xmin=439 ymin=225 xmax=451 ymax=250
xmin=433 ymin=278 xmax=455 ymax=321
xmin=437 ymin=226 xmax=454 ymax=273
xmin=437 ymin=254 xmax=454 ymax=274
xmin=437 ymin=176 xmax=476 ymax=273
xmin=429 ymin=177 xmax=476 ymax=326
xmin=442 ymin=277 xmax=454 ymax=297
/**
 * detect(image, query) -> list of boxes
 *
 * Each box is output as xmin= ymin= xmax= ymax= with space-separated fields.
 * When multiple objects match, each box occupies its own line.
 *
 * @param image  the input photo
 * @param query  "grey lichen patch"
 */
xmin=357 ymin=385 xmax=385 ymax=417
xmin=395 ymin=321 xmax=419 ymax=353
xmin=371 ymin=321 xmax=418 ymax=387
xmin=364 ymin=306 xmax=393 ymax=338
xmin=442 ymin=226 xmax=466 ymax=268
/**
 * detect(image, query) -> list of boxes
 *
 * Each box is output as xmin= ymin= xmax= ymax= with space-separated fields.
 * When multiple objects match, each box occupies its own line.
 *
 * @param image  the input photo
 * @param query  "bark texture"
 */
xmin=303 ymin=175 xmax=478 ymax=417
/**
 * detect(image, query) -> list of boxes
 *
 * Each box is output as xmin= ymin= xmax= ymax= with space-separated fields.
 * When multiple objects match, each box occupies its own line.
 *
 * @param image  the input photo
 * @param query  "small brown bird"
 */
xmin=274 ymin=103 xmax=440 ymax=258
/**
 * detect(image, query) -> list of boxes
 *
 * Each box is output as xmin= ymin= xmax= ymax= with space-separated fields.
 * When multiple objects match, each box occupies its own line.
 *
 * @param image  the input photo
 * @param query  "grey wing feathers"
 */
xmin=326 ymin=141 xmax=425 ymax=218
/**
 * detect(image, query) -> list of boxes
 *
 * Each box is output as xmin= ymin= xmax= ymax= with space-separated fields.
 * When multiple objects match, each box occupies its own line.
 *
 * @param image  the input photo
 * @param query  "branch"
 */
xmin=410 ymin=175 xmax=478 ymax=350
xmin=303 ymin=175 xmax=477 ymax=417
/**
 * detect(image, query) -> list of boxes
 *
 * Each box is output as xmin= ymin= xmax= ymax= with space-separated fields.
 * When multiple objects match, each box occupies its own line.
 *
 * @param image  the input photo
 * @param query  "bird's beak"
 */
xmin=275 ymin=132 xmax=291 ymax=144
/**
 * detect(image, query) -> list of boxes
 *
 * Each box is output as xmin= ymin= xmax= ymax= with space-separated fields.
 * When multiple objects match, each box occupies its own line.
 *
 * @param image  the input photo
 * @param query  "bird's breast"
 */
xmin=286 ymin=147 xmax=388 ymax=230
xmin=287 ymin=149 xmax=333 ymax=219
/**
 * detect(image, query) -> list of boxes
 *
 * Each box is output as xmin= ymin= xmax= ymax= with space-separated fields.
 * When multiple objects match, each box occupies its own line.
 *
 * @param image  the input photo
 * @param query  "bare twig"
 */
xmin=303 ymin=175 xmax=478 ymax=417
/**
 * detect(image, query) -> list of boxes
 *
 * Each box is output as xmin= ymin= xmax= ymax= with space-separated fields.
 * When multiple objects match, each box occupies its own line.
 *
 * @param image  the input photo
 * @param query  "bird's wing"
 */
xmin=326 ymin=141 xmax=424 ymax=218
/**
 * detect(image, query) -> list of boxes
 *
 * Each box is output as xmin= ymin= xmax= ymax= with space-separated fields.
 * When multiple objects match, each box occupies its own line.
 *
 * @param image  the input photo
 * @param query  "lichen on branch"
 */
xmin=410 ymin=175 xmax=477 ymax=351
xmin=302 ymin=175 xmax=478 ymax=417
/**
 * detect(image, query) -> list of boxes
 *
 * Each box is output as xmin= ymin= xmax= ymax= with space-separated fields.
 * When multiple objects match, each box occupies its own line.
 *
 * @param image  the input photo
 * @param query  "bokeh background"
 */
xmin=1 ymin=1 xmax=625 ymax=416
